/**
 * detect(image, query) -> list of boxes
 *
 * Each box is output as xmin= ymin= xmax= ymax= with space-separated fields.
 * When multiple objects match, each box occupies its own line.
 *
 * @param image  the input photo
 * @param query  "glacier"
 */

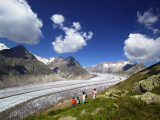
xmin=0 ymin=73 xmax=125 ymax=120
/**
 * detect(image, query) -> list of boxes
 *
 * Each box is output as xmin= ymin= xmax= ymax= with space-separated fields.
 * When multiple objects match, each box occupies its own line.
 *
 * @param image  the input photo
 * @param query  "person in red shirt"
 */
xmin=72 ymin=97 xmax=76 ymax=107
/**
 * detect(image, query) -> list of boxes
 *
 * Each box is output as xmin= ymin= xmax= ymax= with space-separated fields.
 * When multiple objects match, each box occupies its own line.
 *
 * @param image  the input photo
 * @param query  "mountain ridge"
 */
xmin=0 ymin=44 xmax=94 ymax=88
xmin=47 ymin=56 xmax=94 ymax=80
xmin=85 ymin=60 xmax=146 ymax=77
xmin=0 ymin=45 xmax=63 ymax=88
xmin=33 ymin=53 xmax=94 ymax=80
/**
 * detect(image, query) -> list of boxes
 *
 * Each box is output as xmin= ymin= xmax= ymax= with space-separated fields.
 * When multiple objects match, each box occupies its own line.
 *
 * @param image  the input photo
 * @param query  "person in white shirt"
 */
xmin=82 ymin=92 xmax=86 ymax=104
xmin=93 ymin=88 xmax=97 ymax=99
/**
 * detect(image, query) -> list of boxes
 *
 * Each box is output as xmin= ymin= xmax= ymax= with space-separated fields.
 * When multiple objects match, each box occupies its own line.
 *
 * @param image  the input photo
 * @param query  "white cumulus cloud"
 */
xmin=51 ymin=14 xmax=64 ymax=25
xmin=73 ymin=22 xmax=81 ymax=30
xmin=137 ymin=10 xmax=158 ymax=24
xmin=51 ymin=14 xmax=93 ymax=54
xmin=124 ymin=33 xmax=160 ymax=62
xmin=137 ymin=9 xmax=159 ymax=34
xmin=0 ymin=0 xmax=43 ymax=44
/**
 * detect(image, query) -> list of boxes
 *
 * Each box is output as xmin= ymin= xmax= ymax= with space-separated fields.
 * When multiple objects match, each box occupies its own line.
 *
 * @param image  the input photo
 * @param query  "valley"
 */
xmin=0 ymin=44 xmax=157 ymax=120
xmin=0 ymin=1 xmax=160 ymax=119
xmin=0 ymin=73 xmax=125 ymax=120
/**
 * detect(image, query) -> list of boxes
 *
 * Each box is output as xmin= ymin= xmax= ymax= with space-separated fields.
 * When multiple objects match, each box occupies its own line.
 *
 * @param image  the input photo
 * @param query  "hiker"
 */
xmin=93 ymin=88 xmax=97 ymax=99
xmin=92 ymin=88 xmax=95 ymax=99
xmin=77 ymin=97 xmax=80 ymax=105
xmin=82 ymin=92 xmax=86 ymax=104
xmin=72 ymin=97 xmax=76 ymax=107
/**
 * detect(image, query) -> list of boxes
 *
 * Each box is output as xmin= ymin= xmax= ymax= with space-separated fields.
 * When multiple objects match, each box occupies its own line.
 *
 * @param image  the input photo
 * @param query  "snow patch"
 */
xmin=34 ymin=55 xmax=55 ymax=65
xmin=0 ymin=43 xmax=9 ymax=51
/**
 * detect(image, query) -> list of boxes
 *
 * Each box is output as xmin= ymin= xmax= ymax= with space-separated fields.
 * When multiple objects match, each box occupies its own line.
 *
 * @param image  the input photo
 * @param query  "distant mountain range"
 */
xmin=0 ymin=44 xmax=93 ymax=88
xmin=85 ymin=60 xmax=146 ymax=77
xmin=0 ymin=43 xmax=147 ymax=88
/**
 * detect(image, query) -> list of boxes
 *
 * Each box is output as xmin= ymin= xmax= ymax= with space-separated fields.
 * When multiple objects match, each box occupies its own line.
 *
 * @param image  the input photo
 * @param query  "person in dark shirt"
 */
xmin=77 ymin=97 xmax=80 ymax=105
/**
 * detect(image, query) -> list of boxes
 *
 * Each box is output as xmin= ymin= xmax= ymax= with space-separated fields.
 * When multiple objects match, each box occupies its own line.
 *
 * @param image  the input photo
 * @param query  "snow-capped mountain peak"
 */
xmin=85 ymin=60 xmax=146 ymax=77
xmin=34 ymin=55 xmax=55 ymax=65
xmin=100 ymin=60 xmax=134 ymax=69
xmin=85 ymin=60 xmax=136 ymax=74
xmin=0 ymin=43 xmax=9 ymax=51
xmin=0 ymin=43 xmax=55 ymax=65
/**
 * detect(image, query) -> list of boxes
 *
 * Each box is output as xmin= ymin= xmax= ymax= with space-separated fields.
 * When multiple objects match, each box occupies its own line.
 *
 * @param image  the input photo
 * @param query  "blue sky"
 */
xmin=0 ymin=0 xmax=160 ymax=67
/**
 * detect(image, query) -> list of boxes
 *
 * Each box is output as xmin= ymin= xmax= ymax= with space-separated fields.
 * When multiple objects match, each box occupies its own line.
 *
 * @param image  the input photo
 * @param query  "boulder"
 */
xmin=113 ymin=103 xmax=119 ymax=109
xmin=133 ymin=75 xmax=160 ymax=93
xmin=105 ymin=89 xmax=121 ymax=98
xmin=91 ymin=108 xmax=103 ymax=115
xmin=121 ymin=90 xmax=129 ymax=96
xmin=132 ymin=92 xmax=160 ymax=104
xmin=97 ymin=95 xmax=109 ymax=98
xmin=80 ymin=109 xmax=87 ymax=116
xmin=59 ymin=116 xmax=77 ymax=120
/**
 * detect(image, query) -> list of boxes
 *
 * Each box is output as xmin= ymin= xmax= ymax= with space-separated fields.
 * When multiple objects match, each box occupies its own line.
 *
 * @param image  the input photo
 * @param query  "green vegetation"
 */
xmin=108 ymin=73 xmax=148 ymax=91
xmin=24 ymin=62 xmax=160 ymax=120
xmin=24 ymin=91 xmax=160 ymax=120
xmin=151 ymin=86 xmax=160 ymax=95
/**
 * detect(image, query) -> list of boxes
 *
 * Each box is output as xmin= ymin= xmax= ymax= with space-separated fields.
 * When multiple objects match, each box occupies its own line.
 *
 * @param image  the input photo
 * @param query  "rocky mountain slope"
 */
xmin=85 ymin=60 xmax=146 ymax=77
xmin=47 ymin=57 xmax=94 ymax=80
xmin=34 ymin=54 xmax=94 ymax=80
xmin=110 ymin=61 xmax=160 ymax=91
xmin=0 ymin=45 xmax=63 ymax=88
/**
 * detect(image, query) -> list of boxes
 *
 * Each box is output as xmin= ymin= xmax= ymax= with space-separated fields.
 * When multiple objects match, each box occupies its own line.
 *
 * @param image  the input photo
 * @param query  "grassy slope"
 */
xmin=107 ymin=61 xmax=160 ymax=91
xmin=24 ymin=62 xmax=160 ymax=120
xmin=24 ymin=93 xmax=160 ymax=120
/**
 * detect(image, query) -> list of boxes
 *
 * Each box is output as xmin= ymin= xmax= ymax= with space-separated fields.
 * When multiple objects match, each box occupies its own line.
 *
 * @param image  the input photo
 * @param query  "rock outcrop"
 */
xmin=97 ymin=89 xmax=121 ymax=99
xmin=133 ymin=92 xmax=160 ymax=104
xmin=133 ymin=74 xmax=160 ymax=93
xmin=59 ymin=116 xmax=77 ymax=120
xmin=105 ymin=61 xmax=160 ymax=91
xmin=80 ymin=109 xmax=87 ymax=116
xmin=91 ymin=108 xmax=104 ymax=115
